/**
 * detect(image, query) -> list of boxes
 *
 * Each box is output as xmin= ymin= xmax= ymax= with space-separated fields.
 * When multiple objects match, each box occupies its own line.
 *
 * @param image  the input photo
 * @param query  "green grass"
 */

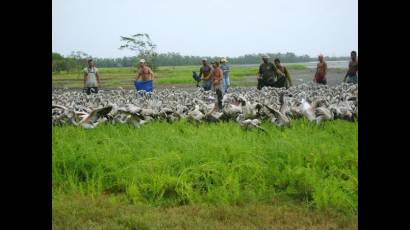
xmin=52 ymin=64 xmax=307 ymax=88
xmin=53 ymin=119 xmax=357 ymax=228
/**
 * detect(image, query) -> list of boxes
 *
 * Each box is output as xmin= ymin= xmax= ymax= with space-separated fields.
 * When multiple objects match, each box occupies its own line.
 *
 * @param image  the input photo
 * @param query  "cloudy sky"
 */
xmin=52 ymin=0 xmax=358 ymax=58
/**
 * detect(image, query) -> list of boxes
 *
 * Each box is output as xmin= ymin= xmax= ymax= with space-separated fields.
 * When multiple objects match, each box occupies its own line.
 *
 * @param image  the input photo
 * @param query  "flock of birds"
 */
xmin=52 ymin=83 xmax=358 ymax=131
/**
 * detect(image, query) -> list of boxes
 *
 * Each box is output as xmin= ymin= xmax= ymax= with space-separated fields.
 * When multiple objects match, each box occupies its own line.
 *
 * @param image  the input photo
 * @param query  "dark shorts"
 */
xmin=84 ymin=87 xmax=98 ymax=95
xmin=346 ymin=75 xmax=358 ymax=84
xmin=274 ymin=77 xmax=288 ymax=88
xmin=257 ymin=77 xmax=275 ymax=89
xmin=202 ymin=80 xmax=212 ymax=91
xmin=315 ymin=78 xmax=327 ymax=85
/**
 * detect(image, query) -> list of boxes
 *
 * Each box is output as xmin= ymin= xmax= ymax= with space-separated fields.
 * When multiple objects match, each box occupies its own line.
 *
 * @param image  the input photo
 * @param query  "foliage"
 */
xmin=119 ymin=33 xmax=158 ymax=71
xmin=52 ymin=51 xmax=349 ymax=71
xmin=52 ymin=119 xmax=357 ymax=217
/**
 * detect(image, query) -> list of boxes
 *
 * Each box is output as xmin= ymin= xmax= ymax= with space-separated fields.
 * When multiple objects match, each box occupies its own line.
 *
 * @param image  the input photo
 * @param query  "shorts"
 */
xmin=202 ymin=80 xmax=212 ymax=91
xmin=346 ymin=75 xmax=358 ymax=84
xmin=274 ymin=76 xmax=288 ymax=88
xmin=84 ymin=87 xmax=98 ymax=95
xmin=315 ymin=78 xmax=327 ymax=85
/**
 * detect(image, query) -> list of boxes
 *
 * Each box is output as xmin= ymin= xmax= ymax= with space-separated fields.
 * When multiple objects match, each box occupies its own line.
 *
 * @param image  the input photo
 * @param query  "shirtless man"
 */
xmin=136 ymin=59 xmax=154 ymax=81
xmin=274 ymin=58 xmax=293 ymax=89
xmin=210 ymin=61 xmax=224 ymax=111
xmin=314 ymin=54 xmax=327 ymax=85
xmin=199 ymin=58 xmax=212 ymax=91
xmin=344 ymin=51 xmax=358 ymax=84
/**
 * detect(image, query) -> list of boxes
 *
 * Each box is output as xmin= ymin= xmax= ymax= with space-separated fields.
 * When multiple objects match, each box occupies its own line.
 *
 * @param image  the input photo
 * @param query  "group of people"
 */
xmin=82 ymin=51 xmax=358 ymax=96
xmin=312 ymin=51 xmax=358 ymax=85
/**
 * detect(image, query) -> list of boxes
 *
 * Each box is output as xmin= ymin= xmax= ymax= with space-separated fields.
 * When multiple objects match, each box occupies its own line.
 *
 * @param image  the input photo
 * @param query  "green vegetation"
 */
xmin=52 ymin=51 xmax=349 ymax=70
xmin=53 ymin=119 xmax=357 ymax=228
xmin=52 ymin=64 xmax=307 ymax=88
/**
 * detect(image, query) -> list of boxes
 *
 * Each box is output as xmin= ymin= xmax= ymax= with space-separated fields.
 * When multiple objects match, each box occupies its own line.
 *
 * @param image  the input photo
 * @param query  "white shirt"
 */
xmin=84 ymin=67 xmax=99 ymax=87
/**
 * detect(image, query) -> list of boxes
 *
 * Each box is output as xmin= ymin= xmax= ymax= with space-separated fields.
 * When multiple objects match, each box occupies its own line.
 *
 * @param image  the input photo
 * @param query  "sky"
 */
xmin=52 ymin=0 xmax=358 ymax=58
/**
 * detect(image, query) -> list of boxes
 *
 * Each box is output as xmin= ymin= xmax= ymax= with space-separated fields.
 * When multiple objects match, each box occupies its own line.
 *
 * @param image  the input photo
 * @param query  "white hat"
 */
xmin=221 ymin=58 xmax=228 ymax=63
xmin=262 ymin=54 xmax=270 ymax=59
xmin=139 ymin=59 xmax=146 ymax=63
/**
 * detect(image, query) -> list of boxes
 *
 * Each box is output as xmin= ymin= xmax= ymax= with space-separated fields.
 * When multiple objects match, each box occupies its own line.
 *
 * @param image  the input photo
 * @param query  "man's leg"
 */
xmin=86 ymin=87 xmax=91 ymax=95
xmin=275 ymin=77 xmax=286 ymax=88
xmin=216 ymin=88 xmax=223 ymax=111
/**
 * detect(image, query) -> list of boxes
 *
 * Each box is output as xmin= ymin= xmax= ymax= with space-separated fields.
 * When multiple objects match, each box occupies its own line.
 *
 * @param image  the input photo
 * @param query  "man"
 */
xmin=274 ymin=58 xmax=293 ymax=89
xmin=220 ymin=58 xmax=230 ymax=93
xmin=135 ymin=59 xmax=155 ymax=92
xmin=344 ymin=51 xmax=358 ymax=84
xmin=210 ymin=61 xmax=224 ymax=111
xmin=314 ymin=54 xmax=327 ymax=85
xmin=199 ymin=58 xmax=213 ymax=91
xmin=83 ymin=59 xmax=101 ymax=95
xmin=257 ymin=55 xmax=285 ymax=90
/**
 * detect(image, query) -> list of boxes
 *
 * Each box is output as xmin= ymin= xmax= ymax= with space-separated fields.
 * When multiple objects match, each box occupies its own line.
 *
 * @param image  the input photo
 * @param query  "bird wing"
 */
xmin=52 ymin=104 xmax=67 ymax=111
xmin=83 ymin=106 xmax=113 ymax=124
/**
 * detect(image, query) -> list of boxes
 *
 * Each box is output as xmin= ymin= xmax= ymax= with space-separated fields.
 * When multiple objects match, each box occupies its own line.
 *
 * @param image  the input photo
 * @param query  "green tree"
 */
xmin=119 ymin=33 xmax=158 ymax=70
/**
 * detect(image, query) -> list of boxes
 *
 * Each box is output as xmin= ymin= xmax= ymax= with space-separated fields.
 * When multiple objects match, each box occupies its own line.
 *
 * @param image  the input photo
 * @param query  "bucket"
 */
xmin=134 ymin=80 xmax=153 ymax=92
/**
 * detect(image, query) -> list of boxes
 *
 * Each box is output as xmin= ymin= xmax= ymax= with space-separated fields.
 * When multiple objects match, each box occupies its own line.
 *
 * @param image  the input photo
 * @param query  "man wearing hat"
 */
xmin=210 ymin=61 xmax=224 ymax=111
xmin=135 ymin=59 xmax=155 ymax=92
xmin=83 ymin=59 xmax=101 ymax=95
xmin=257 ymin=55 xmax=285 ymax=90
xmin=220 ymin=58 xmax=230 ymax=93
xmin=136 ymin=59 xmax=155 ymax=81
xmin=199 ymin=58 xmax=212 ymax=91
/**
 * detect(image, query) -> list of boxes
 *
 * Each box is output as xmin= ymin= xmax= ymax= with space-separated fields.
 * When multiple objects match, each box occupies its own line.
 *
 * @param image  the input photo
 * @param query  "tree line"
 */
xmin=52 ymin=51 xmax=349 ymax=72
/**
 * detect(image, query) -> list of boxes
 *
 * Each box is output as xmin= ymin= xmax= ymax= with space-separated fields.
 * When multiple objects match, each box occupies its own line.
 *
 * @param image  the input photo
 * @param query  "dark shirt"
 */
xmin=259 ymin=62 xmax=277 ymax=80
xmin=199 ymin=64 xmax=212 ymax=80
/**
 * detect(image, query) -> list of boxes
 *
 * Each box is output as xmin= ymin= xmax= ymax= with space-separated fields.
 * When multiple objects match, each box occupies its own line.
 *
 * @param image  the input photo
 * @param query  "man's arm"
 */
xmin=83 ymin=72 xmax=87 ymax=87
xmin=96 ymin=71 xmax=101 ymax=84
xmin=199 ymin=67 xmax=203 ymax=79
xmin=284 ymin=67 xmax=293 ymax=86
xmin=324 ymin=62 xmax=327 ymax=76
xmin=135 ymin=68 xmax=141 ymax=80
xmin=273 ymin=63 xmax=285 ymax=77
xmin=257 ymin=65 xmax=262 ymax=79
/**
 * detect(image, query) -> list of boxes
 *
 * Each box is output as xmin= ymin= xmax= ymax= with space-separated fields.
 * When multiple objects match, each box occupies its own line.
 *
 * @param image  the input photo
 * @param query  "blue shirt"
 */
xmin=220 ymin=64 xmax=230 ymax=78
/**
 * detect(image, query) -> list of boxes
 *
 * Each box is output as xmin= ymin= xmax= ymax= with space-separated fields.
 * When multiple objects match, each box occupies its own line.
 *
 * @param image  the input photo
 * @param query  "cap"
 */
xmin=139 ymin=59 xmax=146 ymax=63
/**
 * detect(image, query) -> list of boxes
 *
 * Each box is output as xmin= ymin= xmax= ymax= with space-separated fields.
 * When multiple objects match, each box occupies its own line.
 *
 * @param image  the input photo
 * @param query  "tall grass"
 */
xmin=52 ymin=119 xmax=357 ymax=217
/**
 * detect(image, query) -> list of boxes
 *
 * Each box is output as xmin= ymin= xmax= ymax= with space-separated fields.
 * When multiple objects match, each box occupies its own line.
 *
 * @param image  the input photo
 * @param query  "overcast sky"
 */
xmin=52 ymin=0 xmax=357 ymax=58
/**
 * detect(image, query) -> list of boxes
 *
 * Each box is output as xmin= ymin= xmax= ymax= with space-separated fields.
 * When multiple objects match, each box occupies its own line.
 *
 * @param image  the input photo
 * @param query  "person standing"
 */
xmin=210 ymin=61 xmax=224 ymax=111
xmin=83 ymin=59 xmax=101 ymax=95
xmin=135 ymin=59 xmax=155 ymax=92
xmin=220 ymin=58 xmax=230 ymax=93
xmin=313 ymin=54 xmax=327 ymax=85
xmin=257 ymin=55 xmax=285 ymax=89
xmin=199 ymin=58 xmax=212 ymax=91
xmin=343 ymin=51 xmax=358 ymax=84
xmin=273 ymin=58 xmax=293 ymax=89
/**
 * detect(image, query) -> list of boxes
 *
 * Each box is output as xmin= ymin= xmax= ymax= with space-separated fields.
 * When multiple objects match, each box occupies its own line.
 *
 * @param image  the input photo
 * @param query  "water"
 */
xmin=231 ymin=60 xmax=349 ymax=69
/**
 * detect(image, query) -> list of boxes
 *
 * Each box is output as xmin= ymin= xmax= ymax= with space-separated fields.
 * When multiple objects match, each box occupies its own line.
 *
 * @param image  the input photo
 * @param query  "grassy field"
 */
xmin=52 ymin=119 xmax=358 ymax=229
xmin=52 ymin=64 xmax=307 ymax=89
